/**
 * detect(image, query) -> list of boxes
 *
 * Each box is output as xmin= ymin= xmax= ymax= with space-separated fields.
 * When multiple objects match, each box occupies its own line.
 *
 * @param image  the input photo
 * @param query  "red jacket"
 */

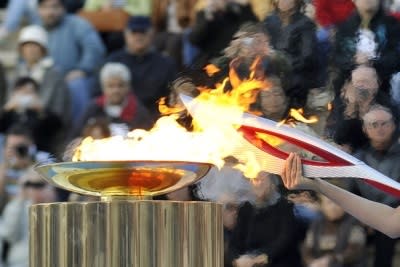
xmin=315 ymin=0 xmax=355 ymax=27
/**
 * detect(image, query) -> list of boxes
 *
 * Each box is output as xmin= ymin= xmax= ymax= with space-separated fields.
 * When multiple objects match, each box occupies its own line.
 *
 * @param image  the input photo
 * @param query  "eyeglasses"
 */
xmin=365 ymin=119 xmax=394 ymax=130
xmin=23 ymin=181 xmax=47 ymax=189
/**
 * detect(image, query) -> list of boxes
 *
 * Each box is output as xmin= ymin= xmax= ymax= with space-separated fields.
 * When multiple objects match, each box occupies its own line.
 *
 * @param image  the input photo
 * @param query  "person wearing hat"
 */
xmin=105 ymin=16 xmax=177 ymax=117
xmin=15 ymin=25 xmax=70 ymax=127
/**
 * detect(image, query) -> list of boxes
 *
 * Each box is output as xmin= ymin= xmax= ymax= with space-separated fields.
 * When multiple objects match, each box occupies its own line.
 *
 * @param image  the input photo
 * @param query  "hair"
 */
xmin=82 ymin=117 xmax=111 ymax=138
xmin=13 ymin=76 xmax=39 ymax=92
xmin=273 ymin=0 xmax=305 ymax=12
xmin=362 ymin=104 xmax=394 ymax=123
xmin=5 ymin=123 xmax=34 ymax=144
xmin=100 ymin=63 xmax=131 ymax=85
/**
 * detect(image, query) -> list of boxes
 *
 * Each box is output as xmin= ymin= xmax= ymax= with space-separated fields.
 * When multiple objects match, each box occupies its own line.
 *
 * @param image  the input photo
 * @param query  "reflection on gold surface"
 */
xmin=68 ymin=168 xmax=184 ymax=196
xmin=35 ymin=161 xmax=212 ymax=197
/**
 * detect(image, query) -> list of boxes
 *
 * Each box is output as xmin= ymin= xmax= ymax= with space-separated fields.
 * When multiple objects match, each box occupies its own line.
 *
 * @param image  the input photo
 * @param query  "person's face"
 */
xmin=24 ymin=178 xmax=56 ymax=204
xmin=320 ymin=195 xmax=345 ymax=221
xmin=259 ymin=83 xmax=287 ymax=117
xmin=38 ymin=0 xmax=65 ymax=28
xmin=351 ymin=67 xmax=378 ymax=101
xmin=124 ymin=30 xmax=152 ymax=54
xmin=354 ymin=0 xmax=380 ymax=14
xmin=20 ymin=42 xmax=45 ymax=64
xmin=304 ymin=3 xmax=315 ymax=20
xmin=4 ymin=135 xmax=33 ymax=168
xmin=363 ymin=109 xmax=396 ymax=144
xmin=103 ymin=76 xmax=130 ymax=105
xmin=276 ymin=0 xmax=297 ymax=12
xmin=251 ymin=172 xmax=275 ymax=200
xmin=13 ymin=83 xmax=37 ymax=97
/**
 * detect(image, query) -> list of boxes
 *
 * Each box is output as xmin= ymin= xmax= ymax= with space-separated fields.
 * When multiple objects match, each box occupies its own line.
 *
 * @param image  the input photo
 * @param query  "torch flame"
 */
xmin=279 ymin=108 xmax=319 ymax=126
xmin=204 ymin=64 xmax=221 ymax=77
xmin=72 ymin=58 xmax=270 ymax=178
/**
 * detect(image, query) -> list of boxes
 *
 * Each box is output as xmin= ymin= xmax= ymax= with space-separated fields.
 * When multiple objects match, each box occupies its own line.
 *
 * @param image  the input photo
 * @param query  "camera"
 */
xmin=14 ymin=144 xmax=34 ymax=158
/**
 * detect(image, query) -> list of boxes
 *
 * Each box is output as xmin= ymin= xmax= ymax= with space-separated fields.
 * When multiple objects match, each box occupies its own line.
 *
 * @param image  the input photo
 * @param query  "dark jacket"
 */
xmin=352 ymin=142 xmax=400 ymax=207
xmin=229 ymin=199 xmax=304 ymax=267
xmin=189 ymin=4 xmax=257 ymax=64
xmin=330 ymin=10 xmax=400 ymax=94
xmin=263 ymin=11 xmax=318 ymax=103
xmin=303 ymin=215 xmax=366 ymax=267
xmin=106 ymin=49 xmax=177 ymax=115
xmin=75 ymin=93 xmax=153 ymax=137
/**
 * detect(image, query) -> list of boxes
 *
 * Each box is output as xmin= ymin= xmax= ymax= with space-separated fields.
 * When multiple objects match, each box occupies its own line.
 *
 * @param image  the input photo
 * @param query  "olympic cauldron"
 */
xmin=30 ymin=160 xmax=223 ymax=267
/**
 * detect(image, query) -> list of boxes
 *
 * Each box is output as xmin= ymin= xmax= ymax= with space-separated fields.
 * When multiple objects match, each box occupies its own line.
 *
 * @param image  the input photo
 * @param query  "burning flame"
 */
xmin=72 ymin=59 xmax=269 ymax=178
xmin=204 ymin=64 xmax=221 ymax=76
xmin=279 ymin=108 xmax=318 ymax=126
xmin=72 ymin=58 xmax=321 ymax=179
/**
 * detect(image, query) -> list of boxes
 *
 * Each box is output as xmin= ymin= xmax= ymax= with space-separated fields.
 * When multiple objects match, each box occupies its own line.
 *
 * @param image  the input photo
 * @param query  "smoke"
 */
xmin=197 ymin=165 xmax=255 ymax=203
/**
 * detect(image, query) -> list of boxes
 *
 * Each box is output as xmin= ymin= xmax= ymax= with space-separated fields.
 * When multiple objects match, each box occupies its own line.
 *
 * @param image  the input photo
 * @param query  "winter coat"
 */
xmin=229 ymin=199 xmax=304 ymax=267
xmin=16 ymin=58 xmax=71 ymax=126
xmin=263 ymin=11 xmax=318 ymax=103
xmin=352 ymin=142 xmax=400 ymax=207
xmin=189 ymin=3 xmax=257 ymax=64
xmin=74 ymin=93 xmax=153 ymax=137
xmin=105 ymin=49 xmax=177 ymax=115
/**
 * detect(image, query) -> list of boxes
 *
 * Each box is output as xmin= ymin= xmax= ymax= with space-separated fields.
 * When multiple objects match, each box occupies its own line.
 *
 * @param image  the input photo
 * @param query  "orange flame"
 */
xmin=279 ymin=108 xmax=319 ymax=126
xmin=73 ymin=59 xmax=270 ymax=178
xmin=158 ymin=97 xmax=185 ymax=115
xmin=204 ymin=64 xmax=221 ymax=77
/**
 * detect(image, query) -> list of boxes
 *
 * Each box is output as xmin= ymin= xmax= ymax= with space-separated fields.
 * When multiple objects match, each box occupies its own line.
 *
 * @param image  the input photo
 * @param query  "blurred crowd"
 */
xmin=0 ymin=0 xmax=400 ymax=266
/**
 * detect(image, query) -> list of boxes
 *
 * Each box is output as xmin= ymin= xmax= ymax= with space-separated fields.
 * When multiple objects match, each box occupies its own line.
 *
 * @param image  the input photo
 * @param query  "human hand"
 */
xmin=65 ymin=70 xmax=86 ymax=82
xmin=4 ymin=93 xmax=43 ymax=112
xmin=280 ymin=153 xmax=316 ymax=190
xmin=233 ymin=255 xmax=257 ymax=267
xmin=4 ymin=95 xmax=19 ymax=111
xmin=310 ymin=256 xmax=331 ymax=267
xmin=253 ymin=254 xmax=268 ymax=265
xmin=204 ymin=0 xmax=225 ymax=19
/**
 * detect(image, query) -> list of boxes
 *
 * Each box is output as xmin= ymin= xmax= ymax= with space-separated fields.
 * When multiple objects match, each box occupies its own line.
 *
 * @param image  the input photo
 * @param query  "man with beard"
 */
xmin=37 ymin=0 xmax=105 ymax=126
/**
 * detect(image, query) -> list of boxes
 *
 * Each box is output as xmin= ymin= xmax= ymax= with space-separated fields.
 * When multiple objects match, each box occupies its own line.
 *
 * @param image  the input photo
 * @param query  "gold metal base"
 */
xmin=30 ymin=201 xmax=223 ymax=267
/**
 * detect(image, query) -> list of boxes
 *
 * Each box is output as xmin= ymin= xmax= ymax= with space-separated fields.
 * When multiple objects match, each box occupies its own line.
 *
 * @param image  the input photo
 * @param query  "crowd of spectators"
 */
xmin=0 ymin=0 xmax=400 ymax=266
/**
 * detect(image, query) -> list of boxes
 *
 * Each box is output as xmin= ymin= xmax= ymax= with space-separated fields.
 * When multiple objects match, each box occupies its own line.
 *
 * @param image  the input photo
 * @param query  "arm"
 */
xmin=74 ymin=19 xmax=106 ymax=75
xmin=291 ymin=20 xmax=317 ymax=71
xmin=281 ymin=153 xmax=400 ymax=238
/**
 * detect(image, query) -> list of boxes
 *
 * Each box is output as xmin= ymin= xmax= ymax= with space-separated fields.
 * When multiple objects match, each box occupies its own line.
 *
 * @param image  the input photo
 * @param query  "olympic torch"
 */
xmin=180 ymin=94 xmax=400 ymax=197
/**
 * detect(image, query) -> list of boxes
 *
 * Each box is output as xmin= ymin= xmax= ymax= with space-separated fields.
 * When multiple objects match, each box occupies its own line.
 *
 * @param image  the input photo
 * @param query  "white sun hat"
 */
xmin=18 ymin=25 xmax=48 ymax=50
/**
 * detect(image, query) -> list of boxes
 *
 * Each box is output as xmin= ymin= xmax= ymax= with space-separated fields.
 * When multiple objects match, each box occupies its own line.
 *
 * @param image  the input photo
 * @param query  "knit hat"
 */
xmin=18 ymin=25 xmax=48 ymax=50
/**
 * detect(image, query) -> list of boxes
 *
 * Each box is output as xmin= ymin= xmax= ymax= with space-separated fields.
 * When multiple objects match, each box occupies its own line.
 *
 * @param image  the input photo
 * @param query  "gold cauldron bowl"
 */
xmin=35 ymin=160 xmax=213 ymax=199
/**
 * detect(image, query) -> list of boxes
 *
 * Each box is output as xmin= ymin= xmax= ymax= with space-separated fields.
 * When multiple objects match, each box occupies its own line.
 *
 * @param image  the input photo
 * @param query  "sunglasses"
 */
xmin=23 ymin=181 xmax=47 ymax=189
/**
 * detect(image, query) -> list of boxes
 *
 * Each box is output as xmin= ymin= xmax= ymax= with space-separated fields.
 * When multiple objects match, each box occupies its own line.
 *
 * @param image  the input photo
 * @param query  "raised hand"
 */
xmin=280 ymin=153 xmax=316 ymax=190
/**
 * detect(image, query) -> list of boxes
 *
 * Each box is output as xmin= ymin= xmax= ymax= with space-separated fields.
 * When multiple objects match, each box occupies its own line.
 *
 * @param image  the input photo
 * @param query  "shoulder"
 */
xmin=64 ymin=14 xmax=97 ymax=32
xmin=107 ymin=49 xmax=128 ymax=61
